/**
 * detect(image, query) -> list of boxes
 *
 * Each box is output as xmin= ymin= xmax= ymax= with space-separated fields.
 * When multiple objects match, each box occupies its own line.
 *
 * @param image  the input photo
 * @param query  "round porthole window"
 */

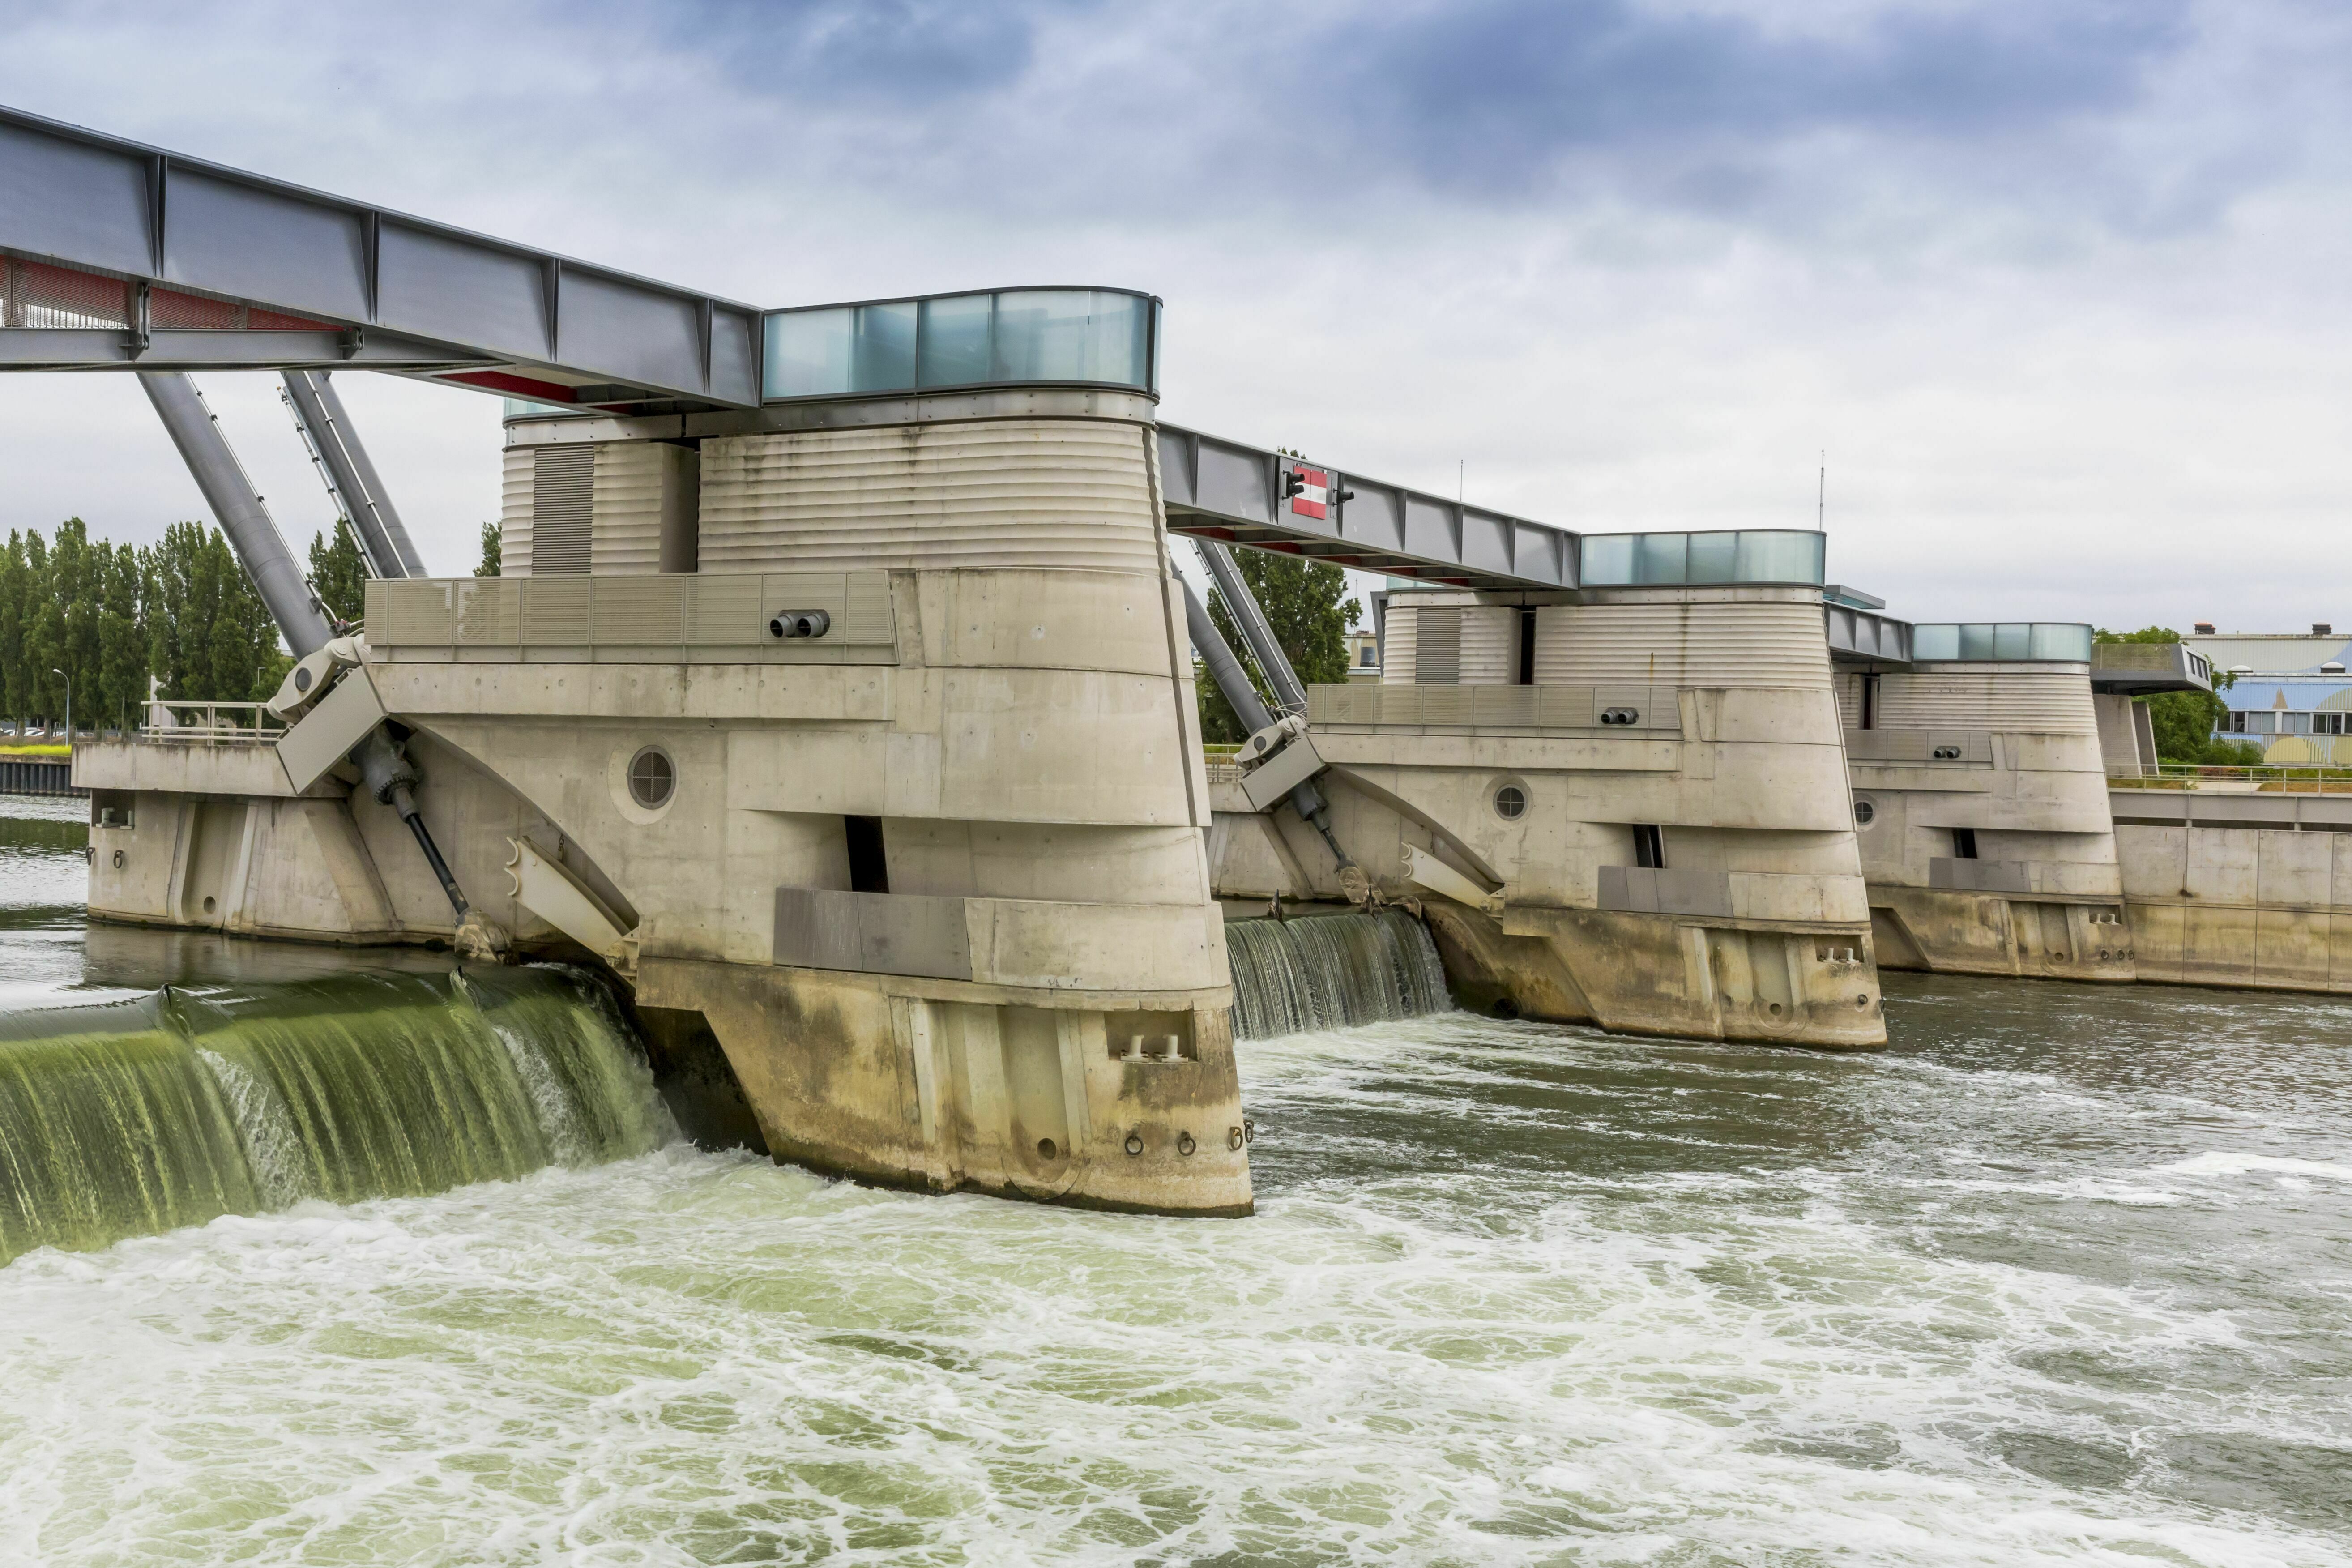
xmin=627 ymin=747 xmax=675 ymax=809
xmin=1494 ymin=783 xmax=1528 ymax=821
xmin=1853 ymin=799 xmax=1876 ymax=827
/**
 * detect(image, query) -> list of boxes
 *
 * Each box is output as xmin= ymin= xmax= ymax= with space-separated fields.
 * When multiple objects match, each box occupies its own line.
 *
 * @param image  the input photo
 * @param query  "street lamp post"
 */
xmin=49 ymin=667 xmax=70 ymax=748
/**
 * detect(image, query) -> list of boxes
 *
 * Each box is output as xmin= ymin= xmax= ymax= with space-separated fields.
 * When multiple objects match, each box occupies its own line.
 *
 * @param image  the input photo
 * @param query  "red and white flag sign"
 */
xmin=1289 ymin=465 xmax=1330 ymax=520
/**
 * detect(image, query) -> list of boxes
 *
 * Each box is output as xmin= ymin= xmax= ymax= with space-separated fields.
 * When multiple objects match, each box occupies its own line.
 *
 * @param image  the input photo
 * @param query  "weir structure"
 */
xmin=1182 ymin=490 xmax=1893 ymax=1050
xmin=1835 ymin=621 xmax=2140 ymax=981
xmin=0 ymin=107 xmax=1246 ymax=1216
xmin=1821 ymin=611 xmax=2352 ymax=997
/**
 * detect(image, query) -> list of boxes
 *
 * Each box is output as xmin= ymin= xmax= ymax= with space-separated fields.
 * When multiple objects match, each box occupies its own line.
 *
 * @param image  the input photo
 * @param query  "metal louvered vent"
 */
xmin=532 ymin=445 xmax=594 ymax=576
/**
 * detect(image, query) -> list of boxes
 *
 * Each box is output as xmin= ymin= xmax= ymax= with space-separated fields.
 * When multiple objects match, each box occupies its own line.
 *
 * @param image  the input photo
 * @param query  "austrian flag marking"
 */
xmin=1289 ymin=466 xmax=1330 ymax=520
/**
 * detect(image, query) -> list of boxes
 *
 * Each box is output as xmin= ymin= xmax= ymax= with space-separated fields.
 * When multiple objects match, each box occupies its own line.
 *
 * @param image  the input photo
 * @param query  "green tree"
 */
xmin=96 ymin=542 xmax=145 ymax=732
xmin=28 ymin=519 xmax=102 ymax=735
xmin=307 ymin=518 xmax=367 ymax=624
xmin=142 ymin=521 xmax=288 ymax=708
xmin=0 ymin=531 xmax=31 ymax=731
xmin=475 ymin=519 xmax=501 ymax=578
xmin=1195 ymin=548 xmax=1360 ymax=743
xmin=2096 ymin=626 xmax=2261 ymax=766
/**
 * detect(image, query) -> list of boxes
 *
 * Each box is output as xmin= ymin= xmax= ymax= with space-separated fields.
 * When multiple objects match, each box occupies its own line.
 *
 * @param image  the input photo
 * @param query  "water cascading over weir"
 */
xmin=1223 ymin=909 xmax=1452 ymax=1040
xmin=0 ymin=968 xmax=671 ymax=1263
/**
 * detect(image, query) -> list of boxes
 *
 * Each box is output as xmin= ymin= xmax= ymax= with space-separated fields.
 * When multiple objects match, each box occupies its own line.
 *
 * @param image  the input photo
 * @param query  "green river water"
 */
xmin=0 ymin=796 xmax=2347 ymax=1566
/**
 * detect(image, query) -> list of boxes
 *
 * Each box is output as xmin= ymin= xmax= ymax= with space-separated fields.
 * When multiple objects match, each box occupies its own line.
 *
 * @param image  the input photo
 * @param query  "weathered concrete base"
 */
xmin=2118 ymin=899 xmax=2352 ymax=993
xmin=1867 ymin=885 xmax=2134 ymax=983
xmin=638 ymin=958 xmax=1254 ymax=1216
xmin=2112 ymin=796 xmax=2352 ymax=994
xmin=1427 ymin=900 xmax=1886 ymax=1049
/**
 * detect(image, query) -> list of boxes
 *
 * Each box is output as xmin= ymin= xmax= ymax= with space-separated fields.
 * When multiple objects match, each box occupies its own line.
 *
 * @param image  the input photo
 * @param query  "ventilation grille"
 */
xmin=532 ymin=445 xmax=594 ymax=577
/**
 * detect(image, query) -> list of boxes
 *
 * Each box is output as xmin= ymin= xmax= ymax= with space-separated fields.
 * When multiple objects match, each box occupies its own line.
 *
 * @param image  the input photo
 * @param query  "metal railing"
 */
xmin=2108 ymin=761 xmax=2352 ymax=793
xmin=139 ymin=701 xmax=285 ymax=745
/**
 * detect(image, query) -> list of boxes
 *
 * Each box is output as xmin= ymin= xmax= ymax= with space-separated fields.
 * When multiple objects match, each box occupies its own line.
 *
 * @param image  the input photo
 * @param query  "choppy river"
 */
xmin=2 ymin=798 xmax=2347 ymax=1565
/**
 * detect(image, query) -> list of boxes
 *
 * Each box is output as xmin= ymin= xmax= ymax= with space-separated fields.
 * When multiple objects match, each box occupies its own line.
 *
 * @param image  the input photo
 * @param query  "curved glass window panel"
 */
xmin=764 ymin=307 xmax=854 ymax=398
xmin=852 ymin=302 xmax=917 ymax=393
xmin=991 ymin=290 xmax=1150 ymax=386
xmin=917 ymin=294 xmax=993 ymax=388
xmin=1580 ymin=534 xmax=1635 ymax=585
xmin=1914 ymin=623 xmax=2094 ymax=662
xmin=1912 ymin=624 xmax=1960 ymax=660
xmin=1686 ymin=532 xmax=1739 ymax=584
xmin=2030 ymin=623 xmax=2093 ymax=661
xmin=1635 ymin=533 xmax=1688 ymax=585
xmin=1733 ymin=530 xmax=1826 ymax=585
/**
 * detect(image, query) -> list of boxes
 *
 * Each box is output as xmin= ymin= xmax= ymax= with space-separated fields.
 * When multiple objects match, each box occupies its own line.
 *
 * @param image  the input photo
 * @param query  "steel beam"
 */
xmin=1825 ymin=603 xmax=1914 ymax=667
xmin=1157 ymin=423 xmax=1575 ymax=594
xmin=0 ymin=105 xmax=761 ymax=408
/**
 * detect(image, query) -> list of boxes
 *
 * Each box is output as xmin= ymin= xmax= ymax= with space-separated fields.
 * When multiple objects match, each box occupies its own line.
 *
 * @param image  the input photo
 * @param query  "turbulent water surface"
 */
xmin=2 ymin=800 xmax=2349 ymax=1565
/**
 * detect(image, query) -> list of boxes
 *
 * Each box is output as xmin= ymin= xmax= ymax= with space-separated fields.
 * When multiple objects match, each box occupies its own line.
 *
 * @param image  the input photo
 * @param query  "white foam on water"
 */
xmin=0 ymin=1122 xmax=2340 ymax=1567
xmin=2 ymin=992 xmax=2348 ymax=1566
xmin=490 ymin=1020 xmax=590 ymax=1166
xmin=197 ymin=1047 xmax=312 ymax=1209
xmin=2159 ymin=1153 xmax=2352 ymax=1183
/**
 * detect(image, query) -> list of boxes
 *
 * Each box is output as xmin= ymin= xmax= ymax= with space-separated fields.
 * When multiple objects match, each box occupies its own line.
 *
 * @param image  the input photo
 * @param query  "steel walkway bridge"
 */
xmin=0 ymin=103 xmax=1912 ymax=662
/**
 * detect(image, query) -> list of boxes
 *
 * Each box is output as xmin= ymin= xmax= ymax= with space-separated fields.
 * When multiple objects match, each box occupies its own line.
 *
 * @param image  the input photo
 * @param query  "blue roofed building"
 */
xmin=2183 ymin=623 xmax=2352 ymax=763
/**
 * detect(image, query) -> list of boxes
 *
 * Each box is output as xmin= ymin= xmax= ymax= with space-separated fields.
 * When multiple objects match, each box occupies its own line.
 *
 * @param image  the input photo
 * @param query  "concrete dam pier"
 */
xmin=79 ymin=360 xmax=1252 ymax=1217
xmin=1204 ymin=566 xmax=1887 ymax=1049
xmin=1840 ymin=623 xmax=2137 ymax=983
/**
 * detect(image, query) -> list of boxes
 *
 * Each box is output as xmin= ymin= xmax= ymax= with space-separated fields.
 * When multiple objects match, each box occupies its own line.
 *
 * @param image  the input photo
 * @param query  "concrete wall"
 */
xmin=1844 ymin=663 xmax=2130 ymax=982
xmin=2115 ymin=789 xmax=2352 ymax=992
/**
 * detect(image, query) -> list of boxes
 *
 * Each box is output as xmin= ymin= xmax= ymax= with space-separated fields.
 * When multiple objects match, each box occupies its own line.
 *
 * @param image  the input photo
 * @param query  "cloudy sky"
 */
xmin=0 ymin=0 xmax=2345 ymax=632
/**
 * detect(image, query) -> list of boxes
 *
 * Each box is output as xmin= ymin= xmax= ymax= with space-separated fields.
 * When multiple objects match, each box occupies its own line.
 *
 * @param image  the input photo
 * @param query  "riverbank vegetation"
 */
xmin=2096 ymin=626 xmax=2263 ymax=766
xmin=0 ymin=519 xmax=367 ymax=735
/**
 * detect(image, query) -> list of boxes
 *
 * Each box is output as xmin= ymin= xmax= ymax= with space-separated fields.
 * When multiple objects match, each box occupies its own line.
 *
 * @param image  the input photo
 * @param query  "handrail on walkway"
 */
xmin=2109 ymin=761 xmax=2352 ymax=793
xmin=139 ymin=701 xmax=286 ymax=746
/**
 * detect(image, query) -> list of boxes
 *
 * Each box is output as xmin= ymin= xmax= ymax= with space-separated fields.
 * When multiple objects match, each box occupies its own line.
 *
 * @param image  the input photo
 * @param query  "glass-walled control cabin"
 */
xmin=1577 ymin=530 xmax=1825 ymax=588
xmin=1910 ymin=624 xmax=2094 ymax=663
xmin=762 ymin=287 xmax=1158 ymax=402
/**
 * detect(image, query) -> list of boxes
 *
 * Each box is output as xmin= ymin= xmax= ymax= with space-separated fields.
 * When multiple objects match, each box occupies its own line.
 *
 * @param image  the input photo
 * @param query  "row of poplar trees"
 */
xmin=0 ymin=519 xmax=367 ymax=735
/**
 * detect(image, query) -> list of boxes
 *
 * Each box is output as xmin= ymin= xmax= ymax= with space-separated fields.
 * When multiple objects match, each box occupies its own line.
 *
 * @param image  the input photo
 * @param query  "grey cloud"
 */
xmin=645 ymin=0 xmax=1047 ymax=104
xmin=1324 ymin=0 xmax=2192 ymax=192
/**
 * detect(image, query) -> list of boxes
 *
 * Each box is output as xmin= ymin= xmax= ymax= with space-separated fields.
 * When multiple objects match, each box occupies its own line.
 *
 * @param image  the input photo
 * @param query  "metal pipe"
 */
xmin=1182 ymin=576 xmax=1275 ymax=736
xmin=1195 ymin=538 xmax=1308 ymax=715
xmin=284 ymin=370 xmax=427 ymax=577
xmin=140 ymin=371 xmax=335 ymax=660
xmin=280 ymin=377 xmax=389 ymax=581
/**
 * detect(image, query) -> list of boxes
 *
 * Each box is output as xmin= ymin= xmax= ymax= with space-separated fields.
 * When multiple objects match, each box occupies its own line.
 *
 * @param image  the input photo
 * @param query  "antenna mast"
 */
xmin=1818 ymin=450 xmax=1826 ymax=530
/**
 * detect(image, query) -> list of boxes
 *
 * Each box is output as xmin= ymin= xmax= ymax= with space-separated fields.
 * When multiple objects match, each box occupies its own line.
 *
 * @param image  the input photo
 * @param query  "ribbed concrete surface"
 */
xmin=697 ymin=419 xmax=1161 ymax=576
xmin=1534 ymin=599 xmax=1833 ymax=689
xmin=1381 ymin=608 xmax=1418 ymax=685
xmin=499 ymin=446 xmax=533 ymax=576
xmin=1460 ymin=606 xmax=1515 ymax=684
xmin=590 ymin=443 xmax=670 ymax=575
xmin=1876 ymin=669 xmax=2096 ymax=734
